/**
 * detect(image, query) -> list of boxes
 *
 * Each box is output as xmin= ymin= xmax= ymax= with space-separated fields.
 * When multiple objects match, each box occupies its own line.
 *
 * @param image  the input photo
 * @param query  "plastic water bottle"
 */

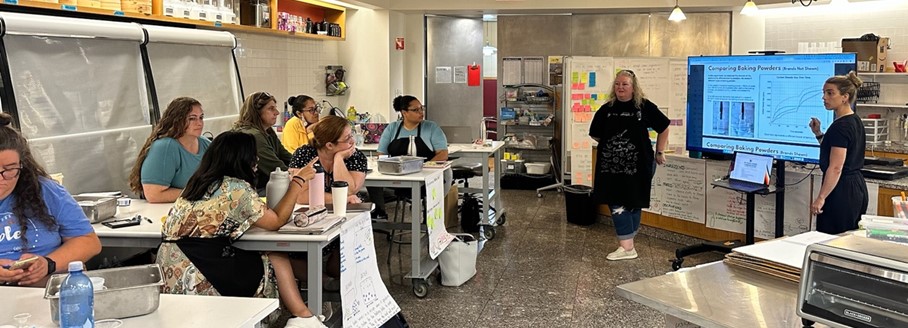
xmin=266 ymin=167 xmax=290 ymax=209
xmin=309 ymin=165 xmax=325 ymax=207
xmin=59 ymin=261 xmax=94 ymax=328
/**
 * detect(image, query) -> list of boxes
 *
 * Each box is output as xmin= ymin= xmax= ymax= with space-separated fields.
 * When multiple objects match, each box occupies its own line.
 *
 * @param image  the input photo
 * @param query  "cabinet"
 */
xmin=0 ymin=0 xmax=345 ymax=40
xmin=498 ymin=83 xmax=558 ymax=176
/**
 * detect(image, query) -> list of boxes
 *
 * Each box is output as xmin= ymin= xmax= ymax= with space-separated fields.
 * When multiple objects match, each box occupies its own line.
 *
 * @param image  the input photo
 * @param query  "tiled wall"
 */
xmin=764 ymin=2 xmax=908 ymax=70
xmin=233 ymin=31 xmax=340 ymax=112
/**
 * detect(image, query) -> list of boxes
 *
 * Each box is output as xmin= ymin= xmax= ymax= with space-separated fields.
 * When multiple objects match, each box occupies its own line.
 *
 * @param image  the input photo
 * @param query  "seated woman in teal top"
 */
xmin=129 ymin=97 xmax=210 ymax=203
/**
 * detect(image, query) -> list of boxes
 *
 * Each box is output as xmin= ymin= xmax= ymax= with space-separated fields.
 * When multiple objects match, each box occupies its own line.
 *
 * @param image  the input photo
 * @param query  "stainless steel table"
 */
xmin=448 ymin=142 xmax=506 ymax=240
xmin=617 ymin=262 xmax=823 ymax=328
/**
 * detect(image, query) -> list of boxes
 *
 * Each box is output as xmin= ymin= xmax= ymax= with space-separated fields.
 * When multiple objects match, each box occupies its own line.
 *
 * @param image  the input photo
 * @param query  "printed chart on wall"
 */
xmin=425 ymin=169 xmax=454 ymax=259
xmin=658 ymin=157 xmax=706 ymax=223
xmin=564 ymin=56 xmax=613 ymax=186
xmin=340 ymin=214 xmax=401 ymax=328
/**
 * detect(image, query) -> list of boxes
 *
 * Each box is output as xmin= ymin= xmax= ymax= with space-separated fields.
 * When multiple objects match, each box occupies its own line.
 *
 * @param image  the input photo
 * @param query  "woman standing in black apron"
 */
xmin=369 ymin=95 xmax=450 ymax=218
xmin=589 ymin=70 xmax=670 ymax=261
xmin=809 ymin=71 xmax=868 ymax=234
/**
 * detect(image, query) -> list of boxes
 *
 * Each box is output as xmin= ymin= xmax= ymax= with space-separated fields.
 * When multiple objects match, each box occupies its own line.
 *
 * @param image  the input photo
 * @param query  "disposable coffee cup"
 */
xmin=331 ymin=181 xmax=349 ymax=217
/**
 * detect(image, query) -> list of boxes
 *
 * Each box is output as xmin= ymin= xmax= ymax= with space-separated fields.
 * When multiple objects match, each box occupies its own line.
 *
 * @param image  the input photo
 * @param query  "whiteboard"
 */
xmin=659 ymin=157 xmax=707 ymax=223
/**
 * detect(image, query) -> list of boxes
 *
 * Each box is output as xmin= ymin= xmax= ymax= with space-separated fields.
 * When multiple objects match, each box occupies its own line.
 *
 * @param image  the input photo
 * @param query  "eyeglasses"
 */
xmin=303 ymin=106 xmax=321 ymax=114
xmin=0 ymin=166 xmax=22 ymax=180
xmin=406 ymin=106 xmax=426 ymax=113
xmin=335 ymin=134 xmax=355 ymax=144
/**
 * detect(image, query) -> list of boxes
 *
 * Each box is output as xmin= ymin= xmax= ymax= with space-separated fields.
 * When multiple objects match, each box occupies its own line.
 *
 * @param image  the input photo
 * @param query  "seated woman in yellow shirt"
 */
xmin=282 ymin=95 xmax=320 ymax=154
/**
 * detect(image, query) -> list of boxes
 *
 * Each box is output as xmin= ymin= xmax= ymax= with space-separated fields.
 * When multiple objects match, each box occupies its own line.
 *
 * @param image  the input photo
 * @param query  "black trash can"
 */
xmin=564 ymin=185 xmax=596 ymax=225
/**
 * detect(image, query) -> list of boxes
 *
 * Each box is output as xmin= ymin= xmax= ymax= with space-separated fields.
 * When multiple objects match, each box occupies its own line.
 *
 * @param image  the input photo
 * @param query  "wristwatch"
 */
xmin=44 ymin=256 xmax=57 ymax=276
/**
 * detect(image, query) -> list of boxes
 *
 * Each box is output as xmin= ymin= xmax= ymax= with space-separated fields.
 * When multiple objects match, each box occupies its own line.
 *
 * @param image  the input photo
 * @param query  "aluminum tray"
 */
xmin=73 ymin=195 xmax=117 ymax=224
xmin=377 ymin=156 xmax=424 ymax=175
xmin=45 ymin=264 xmax=164 ymax=323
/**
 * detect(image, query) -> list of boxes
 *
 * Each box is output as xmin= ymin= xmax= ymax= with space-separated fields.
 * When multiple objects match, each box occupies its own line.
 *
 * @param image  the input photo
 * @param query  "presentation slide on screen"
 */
xmin=688 ymin=54 xmax=855 ymax=162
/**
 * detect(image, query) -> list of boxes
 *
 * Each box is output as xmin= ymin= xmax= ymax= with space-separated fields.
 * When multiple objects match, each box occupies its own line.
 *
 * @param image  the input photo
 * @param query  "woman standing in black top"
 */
xmin=589 ymin=69 xmax=670 ymax=261
xmin=809 ymin=71 xmax=868 ymax=234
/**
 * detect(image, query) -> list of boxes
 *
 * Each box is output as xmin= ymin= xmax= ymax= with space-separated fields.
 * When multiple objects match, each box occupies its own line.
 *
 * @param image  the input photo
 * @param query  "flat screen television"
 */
xmin=686 ymin=53 xmax=857 ymax=163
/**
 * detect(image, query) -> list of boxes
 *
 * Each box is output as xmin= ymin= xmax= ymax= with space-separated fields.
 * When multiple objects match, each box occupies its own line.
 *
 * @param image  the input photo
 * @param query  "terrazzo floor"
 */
xmin=353 ymin=188 xmax=725 ymax=328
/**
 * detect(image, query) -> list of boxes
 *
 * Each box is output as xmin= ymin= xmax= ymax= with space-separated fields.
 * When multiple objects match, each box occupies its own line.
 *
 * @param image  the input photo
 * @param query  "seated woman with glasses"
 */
xmin=369 ymin=95 xmax=450 ymax=218
xmin=234 ymin=91 xmax=293 ymax=193
xmin=282 ymin=95 xmax=320 ymax=154
xmin=129 ymin=97 xmax=210 ymax=203
xmin=287 ymin=115 xmax=366 ymax=284
xmin=157 ymin=131 xmax=327 ymax=328
xmin=0 ymin=113 xmax=102 ymax=287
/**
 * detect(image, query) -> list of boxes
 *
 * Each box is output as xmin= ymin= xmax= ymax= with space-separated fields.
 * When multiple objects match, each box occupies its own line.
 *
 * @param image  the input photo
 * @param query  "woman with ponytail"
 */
xmin=808 ymin=71 xmax=868 ymax=234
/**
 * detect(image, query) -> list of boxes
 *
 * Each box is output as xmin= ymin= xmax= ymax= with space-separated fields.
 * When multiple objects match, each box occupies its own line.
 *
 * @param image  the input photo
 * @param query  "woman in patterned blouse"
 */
xmin=156 ymin=131 xmax=326 ymax=328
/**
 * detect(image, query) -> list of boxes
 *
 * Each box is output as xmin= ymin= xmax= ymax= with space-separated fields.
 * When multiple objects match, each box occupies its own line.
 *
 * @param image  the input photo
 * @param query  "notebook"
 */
xmin=278 ymin=214 xmax=346 ymax=234
xmin=712 ymin=152 xmax=773 ymax=193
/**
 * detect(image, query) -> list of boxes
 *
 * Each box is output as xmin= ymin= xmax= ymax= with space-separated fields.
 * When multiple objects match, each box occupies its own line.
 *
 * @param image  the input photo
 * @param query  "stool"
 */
xmin=452 ymin=163 xmax=482 ymax=188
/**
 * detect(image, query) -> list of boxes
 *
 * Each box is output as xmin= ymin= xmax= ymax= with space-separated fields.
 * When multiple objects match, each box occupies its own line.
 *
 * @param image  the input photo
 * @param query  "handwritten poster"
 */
xmin=706 ymin=162 xmax=815 ymax=238
xmin=705 ymin=160 xmax=747 ymax=233
xmin=660 ymin=156 xmax=706 ymax=223
xmin=564 ymin=57 xmax=613 ymax=157
xmin=644 ymin=164 xmax=666 ymax=214
xmin=754 ymin=171 xmax=812 ymax=239
xmin=668 ymin=60 xmax=688 ymax=153
xmin=614 ymin=58 xmax=670 ymax=106
xmin=570 ymin=122 xmax=593 ymax=186
xmin=340 ymin=214 xmax=400 ymax=328
xmin=425 ymin=169 xmax=454 ymax=259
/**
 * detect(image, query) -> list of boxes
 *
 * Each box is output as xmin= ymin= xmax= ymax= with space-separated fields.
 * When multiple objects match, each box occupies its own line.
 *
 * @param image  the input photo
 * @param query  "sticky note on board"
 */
xmin=572 ymin=141 xmax=580 ymax=149
xmin=580 ymin=73 xmax=587 ymax=84
xmin=572 ymin=93 xmax=582 ymax=100
xmin=572 ymin=83 xmax=581 ymax=90
xmin=584 ymin=93 xmax=591 ymax=99
xmin=578 ymin=83 xmax=586 ymax=90
xmin=589 ymin=72 xmax=597 ymax=87
xmin=572 ymin=72 xmax=579 ymax=83
xmin=582 ymin=105 xmax=591 ymax=112
xmin=591 ymin=94 xmax=598 ymax=100
xmin=572 ymin=103 xmax=581 ymax=112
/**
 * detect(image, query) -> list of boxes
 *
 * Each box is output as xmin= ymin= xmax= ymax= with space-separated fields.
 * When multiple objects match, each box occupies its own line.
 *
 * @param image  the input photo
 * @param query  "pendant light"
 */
xmin=740 ymin=0 xmax=759 ymax=16
xmin=668 ymin=0 xmax=687 ymax=22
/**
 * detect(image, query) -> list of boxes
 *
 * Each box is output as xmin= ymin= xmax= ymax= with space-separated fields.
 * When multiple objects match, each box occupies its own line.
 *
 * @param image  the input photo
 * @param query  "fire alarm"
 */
xmin=395 ymin=37 xmax=405 ymax=50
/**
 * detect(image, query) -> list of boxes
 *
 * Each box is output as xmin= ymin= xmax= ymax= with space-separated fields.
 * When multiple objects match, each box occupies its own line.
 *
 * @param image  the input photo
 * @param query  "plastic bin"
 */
xmin=892 ymin=196 xmax=908 ymax=219
xmin=564 ymin=185 xmax=596 ymax=225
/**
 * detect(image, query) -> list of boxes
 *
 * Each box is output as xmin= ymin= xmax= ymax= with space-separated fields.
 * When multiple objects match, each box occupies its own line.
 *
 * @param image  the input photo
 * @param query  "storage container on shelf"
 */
xmin=525 ymin=162 xmax=551 ymax=175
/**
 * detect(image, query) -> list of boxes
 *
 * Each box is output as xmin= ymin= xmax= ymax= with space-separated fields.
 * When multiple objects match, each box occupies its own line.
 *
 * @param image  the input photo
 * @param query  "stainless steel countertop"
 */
xmin=617 ymin=262 xmax=828 ymax=328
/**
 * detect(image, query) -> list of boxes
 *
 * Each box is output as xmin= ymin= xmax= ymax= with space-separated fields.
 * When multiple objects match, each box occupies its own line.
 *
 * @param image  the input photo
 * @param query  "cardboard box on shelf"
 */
xmin=843 ymin=37 xmax=890 ymax=72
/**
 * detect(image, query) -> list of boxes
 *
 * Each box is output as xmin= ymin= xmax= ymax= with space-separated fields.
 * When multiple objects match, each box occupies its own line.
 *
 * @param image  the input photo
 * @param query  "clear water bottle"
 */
xmin=59 ymin=261 xmax=94 ymax=328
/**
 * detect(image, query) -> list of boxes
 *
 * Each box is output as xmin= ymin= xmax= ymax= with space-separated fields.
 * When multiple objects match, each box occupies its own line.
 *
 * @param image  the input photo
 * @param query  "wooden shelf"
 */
xmin=1 ymin=0 xmax=344 ymax=41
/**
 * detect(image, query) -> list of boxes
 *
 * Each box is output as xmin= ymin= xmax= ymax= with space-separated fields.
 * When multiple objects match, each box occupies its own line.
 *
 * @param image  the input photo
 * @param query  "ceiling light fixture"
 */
xmin=741 ymin=0 xmax=759 ymax=16
xmin=668 ymin=0 xmax=686 ymax=22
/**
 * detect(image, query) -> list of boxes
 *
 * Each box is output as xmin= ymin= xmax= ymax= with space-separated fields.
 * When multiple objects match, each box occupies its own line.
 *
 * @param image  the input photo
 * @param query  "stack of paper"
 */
xmin=279 ymin=214 xmax=346 ymax=234
xmin=724 ymin=231 xmax=839 ymax=282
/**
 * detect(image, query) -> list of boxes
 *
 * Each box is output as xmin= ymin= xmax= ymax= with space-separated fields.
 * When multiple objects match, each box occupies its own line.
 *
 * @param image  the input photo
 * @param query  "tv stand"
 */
xmin=670 ymin=160 xmax=788 ymax=271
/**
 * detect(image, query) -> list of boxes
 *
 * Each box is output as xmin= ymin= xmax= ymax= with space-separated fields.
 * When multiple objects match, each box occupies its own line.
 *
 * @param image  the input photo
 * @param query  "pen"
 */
xmin=144 ymin=216 xmax=153 ymax=224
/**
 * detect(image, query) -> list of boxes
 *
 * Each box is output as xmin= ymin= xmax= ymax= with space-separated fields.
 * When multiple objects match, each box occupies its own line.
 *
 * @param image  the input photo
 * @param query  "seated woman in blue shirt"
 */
xmin=369 ymin=95 xmax=449 ymax=218
xmin=129 ymin=97 xmax=211 ymax=203
xmin=0 ymin=113 xmax=101 ymax=287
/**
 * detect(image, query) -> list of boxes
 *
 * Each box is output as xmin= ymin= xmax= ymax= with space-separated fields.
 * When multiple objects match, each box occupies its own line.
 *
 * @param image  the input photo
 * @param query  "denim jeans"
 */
xmin=608 ymin=160 xmax=656 ymax=240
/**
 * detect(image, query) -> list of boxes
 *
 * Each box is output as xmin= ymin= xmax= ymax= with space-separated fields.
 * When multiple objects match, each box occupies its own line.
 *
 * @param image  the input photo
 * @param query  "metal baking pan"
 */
xmin=377 ymin=156 xmax=424 ymax=175
xmin=73 ymin=195 xmax=117 ymax=223
xmin=45 ymin=264 xmax=164 ymax=323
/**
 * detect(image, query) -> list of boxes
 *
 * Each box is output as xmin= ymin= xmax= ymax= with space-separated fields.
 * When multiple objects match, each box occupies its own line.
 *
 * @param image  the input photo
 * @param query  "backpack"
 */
xmin=460 ymin=194 xmax=481 ymax=233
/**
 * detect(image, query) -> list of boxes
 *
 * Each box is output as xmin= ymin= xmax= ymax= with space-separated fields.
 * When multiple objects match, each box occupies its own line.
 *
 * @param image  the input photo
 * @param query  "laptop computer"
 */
xmin=712 ymin=152 xmax=773 ymax=193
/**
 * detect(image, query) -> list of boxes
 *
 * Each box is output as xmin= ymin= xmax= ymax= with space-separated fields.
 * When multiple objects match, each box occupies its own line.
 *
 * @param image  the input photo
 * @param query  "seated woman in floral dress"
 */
xmin=156 ymin=131 xmax=325 ymax=328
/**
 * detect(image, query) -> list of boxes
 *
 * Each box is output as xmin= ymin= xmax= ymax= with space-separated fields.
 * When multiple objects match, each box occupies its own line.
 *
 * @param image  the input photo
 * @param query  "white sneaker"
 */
xmin=285 ymin=315 xmax=327 ymax=328
xmin=607 ymin=247 xmax=638 ymax=261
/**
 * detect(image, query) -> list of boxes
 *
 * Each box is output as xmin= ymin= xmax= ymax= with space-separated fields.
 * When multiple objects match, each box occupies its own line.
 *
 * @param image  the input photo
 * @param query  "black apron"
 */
xmin=165 ymin=236 xmax=264 ymax=297
xmin=387 ymin=122 xmax=435 ymax=160
xmin=593 ymin=108 xmax=655 ymax=209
